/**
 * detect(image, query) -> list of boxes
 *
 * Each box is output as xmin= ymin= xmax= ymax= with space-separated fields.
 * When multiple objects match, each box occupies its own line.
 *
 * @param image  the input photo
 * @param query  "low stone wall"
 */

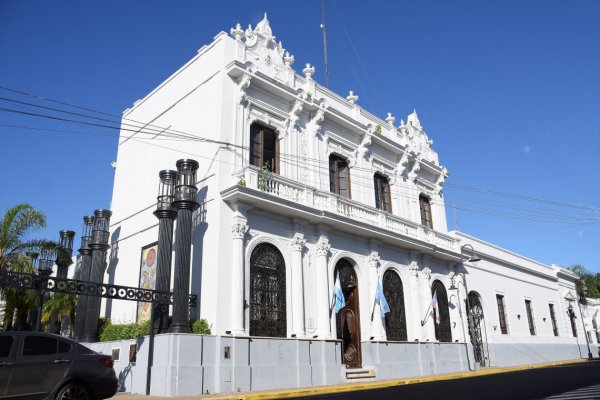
xmin=362 ymin=341 xmax=471 ymax=380
xmin=88 ymin=335 xmax=598 ymax=396
xmin=488 ymin=343 xmax=600 ymax=367
xmin=89 ymin=334 xmax=344 ymax=396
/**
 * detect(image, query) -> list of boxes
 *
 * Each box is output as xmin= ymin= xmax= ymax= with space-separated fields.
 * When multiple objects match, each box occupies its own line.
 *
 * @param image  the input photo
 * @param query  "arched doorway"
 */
xmin=382 ymin=270 xmax=407 ymax=341
xmin=334 ymin=259 xmax=361 ymax=368
xmin=468 ymin=291 xmax=487 ymax=366
xmin=432 ymin=280 xmax=452 ymax=342
xmin=249 ymin=243 xmax=286 ymax=337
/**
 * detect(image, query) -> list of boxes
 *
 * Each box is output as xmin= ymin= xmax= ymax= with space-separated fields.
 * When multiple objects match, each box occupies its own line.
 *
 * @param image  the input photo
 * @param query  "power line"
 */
xmin=2 ymin=87 xmax=598 ymax=220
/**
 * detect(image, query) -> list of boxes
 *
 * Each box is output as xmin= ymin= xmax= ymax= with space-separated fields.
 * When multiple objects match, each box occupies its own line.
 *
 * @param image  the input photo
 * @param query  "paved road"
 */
xmin=289 ymin=361 xmax=600 ymax=400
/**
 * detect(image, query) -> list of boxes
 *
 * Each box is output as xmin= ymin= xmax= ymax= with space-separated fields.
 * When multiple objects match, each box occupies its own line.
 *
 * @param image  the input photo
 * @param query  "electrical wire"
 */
xmin=1 ymin=88 xmax=598 ymax=226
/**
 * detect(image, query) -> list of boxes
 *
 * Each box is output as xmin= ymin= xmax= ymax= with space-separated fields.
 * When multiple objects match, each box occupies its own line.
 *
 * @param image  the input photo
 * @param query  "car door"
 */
xmin=7 ymin=334 xmax=73 ymax=400
xmin=0 ymin=334 xmax=16 ymax=398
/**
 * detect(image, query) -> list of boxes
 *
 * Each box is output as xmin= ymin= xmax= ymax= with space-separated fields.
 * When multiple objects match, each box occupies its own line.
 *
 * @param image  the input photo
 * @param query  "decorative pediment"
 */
xmin=230 ymin=14 xmax=295 ymax=83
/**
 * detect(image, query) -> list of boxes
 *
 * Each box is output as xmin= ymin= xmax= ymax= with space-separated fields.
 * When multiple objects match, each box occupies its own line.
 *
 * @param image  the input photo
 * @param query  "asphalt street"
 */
xmin=288 ymin=361 xmax=600 ymax=400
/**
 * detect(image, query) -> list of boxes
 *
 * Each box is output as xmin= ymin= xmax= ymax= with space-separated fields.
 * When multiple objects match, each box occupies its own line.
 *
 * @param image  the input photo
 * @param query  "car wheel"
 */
xmin=55 ymin=382 xmax=91 ymax=400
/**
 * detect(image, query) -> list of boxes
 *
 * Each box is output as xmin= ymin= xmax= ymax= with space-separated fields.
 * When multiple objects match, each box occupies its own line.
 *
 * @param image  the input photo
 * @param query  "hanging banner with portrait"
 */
xmin=137 ymin=242 xmax=158 ymax=322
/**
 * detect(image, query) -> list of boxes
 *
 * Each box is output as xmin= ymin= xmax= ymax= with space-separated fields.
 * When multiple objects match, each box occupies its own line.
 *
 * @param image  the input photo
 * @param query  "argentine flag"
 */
xmin=376 ymin=280 xmax=391 ymax=319
xmin=334 ymin=272 xmax=345 ymax=314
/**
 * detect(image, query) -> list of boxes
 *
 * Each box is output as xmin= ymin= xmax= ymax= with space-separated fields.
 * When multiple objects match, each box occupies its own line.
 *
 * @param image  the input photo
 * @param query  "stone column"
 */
xmin=408 ymin=256 xmax=422 ymax=341
xmin=419 ymin=266 xmax=436 ymax=341
xmin=315 ymin=235 xmax=332 ymax=338
xmin=368 ymin=251 xmax=385 ymax=341
xmin=230 ymin=221 xmax=249 ymax=335
xmin=290 ymin=233 xmax=306 ymax=337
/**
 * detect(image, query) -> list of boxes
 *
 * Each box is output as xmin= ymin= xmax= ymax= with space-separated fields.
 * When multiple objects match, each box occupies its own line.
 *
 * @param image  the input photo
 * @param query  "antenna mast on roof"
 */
xmin=321 ymin=0 xmax=330 ymax=87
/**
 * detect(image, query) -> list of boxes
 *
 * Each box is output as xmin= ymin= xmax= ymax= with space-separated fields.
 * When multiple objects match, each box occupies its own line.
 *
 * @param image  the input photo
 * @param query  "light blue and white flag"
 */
xmin=376 ymin=280 xmax=391 ymax=318
xmin=334 ymin=272 xmax=346 ymax=314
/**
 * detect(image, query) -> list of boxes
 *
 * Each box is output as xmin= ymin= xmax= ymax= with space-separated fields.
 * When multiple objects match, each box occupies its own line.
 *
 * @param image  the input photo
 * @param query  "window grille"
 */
xmin=549 ymin=304 xmax=559 ymax=336
xmin=382 ymin=270 xmax=407 ymax=341
xmin=568 ymin=307 xmax=578 ymax=337
xmin=496 ymin=294 xmax=508 ymax=334
xmin=249 ymin=243 xmax=287 ymax=337
xmin=525 ymin=300 xmax=536 ymax=335
xmin=431 ymin=280 xmax=452 ymax=342
xmin=467 ymin=292 xmax=486 ymax=366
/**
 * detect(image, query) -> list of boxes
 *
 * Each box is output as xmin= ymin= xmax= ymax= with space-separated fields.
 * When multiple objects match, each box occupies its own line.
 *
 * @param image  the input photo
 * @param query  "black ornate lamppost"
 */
xmin=56 ymin=230 xmax=75 ymax=279
xmin=81 ymin=209 xmax=112 ymax=343
xmin=35 ymin=247 xmax=56 ymax=331
xmin=169 ymin=159 xmax=199 ymax=334
xmin=48 ymin=230 xmax=76 ymax=334
xmin=25 ymin=252 xmax=39 ymax=328
xmin=74 ymin=215 xmax=95 ymax=341
xmin=153 ymin=169 xmax=178 ymax=333
xmin=576 ymin=284 xmax=593 ymax=359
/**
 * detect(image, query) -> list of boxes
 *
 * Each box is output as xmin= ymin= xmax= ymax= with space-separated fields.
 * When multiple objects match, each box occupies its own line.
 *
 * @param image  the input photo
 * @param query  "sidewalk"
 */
xmin=111 ymin=358 xmax=589 ymax=400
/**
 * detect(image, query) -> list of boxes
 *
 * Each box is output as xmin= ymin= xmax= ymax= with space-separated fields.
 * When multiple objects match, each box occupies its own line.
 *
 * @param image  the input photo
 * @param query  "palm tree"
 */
xmin=0 ymin=204 xmax=49 ymax=270
xmin=41 ymin=293 xmax=76 ymax=335
xmin=0 ymin=204 xmax=54 ymax=330
xmin=1 ymin=254 xmax=38 ymax=329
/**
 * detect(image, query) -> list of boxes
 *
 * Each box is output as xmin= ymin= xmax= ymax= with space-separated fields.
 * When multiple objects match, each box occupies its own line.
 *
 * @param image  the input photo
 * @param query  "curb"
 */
xmin=209 ymin=359 xmax=590 ymax=400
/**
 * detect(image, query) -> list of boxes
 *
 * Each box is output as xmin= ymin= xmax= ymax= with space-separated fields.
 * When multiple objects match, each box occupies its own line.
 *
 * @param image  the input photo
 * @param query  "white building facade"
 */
xmin=97 ymin=15 xmax=598 ymax=396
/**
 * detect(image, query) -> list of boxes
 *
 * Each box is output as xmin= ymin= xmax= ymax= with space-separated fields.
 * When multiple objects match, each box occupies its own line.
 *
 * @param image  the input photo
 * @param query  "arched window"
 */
xmin=250 ymin=123 xmax=279 ymax=173
xmin=382 ymin=270 xmax=407 ymax=341
xmin=249 ymin=243 xmax=286 ymax=337
xmin=432 ymin=280 xmax=452 ymax=342
xmin=468 ymin=291 xmax=486 ymax=365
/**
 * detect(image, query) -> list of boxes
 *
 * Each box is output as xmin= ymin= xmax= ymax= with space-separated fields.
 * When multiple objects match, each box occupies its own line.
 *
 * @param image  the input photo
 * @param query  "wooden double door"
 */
xmin=335 ymin=259 xmax=362 ymax=368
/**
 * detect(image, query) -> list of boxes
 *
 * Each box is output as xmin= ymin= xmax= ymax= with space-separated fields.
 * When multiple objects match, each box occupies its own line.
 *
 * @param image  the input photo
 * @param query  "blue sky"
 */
xmin=1 ymin=1 xmax=598 ymax=272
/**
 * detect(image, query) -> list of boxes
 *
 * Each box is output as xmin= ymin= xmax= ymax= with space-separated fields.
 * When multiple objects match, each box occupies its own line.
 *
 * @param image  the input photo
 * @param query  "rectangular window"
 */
xmin=568 ymin=307 xmax=578 ymax=337
xmin=374 ymin=174 xmax=392 ymax=212
xmin=329 ymin=155 xmax=351 ymax=198
xmin=250 ymin=123 xmax=278 ymax=173
xmin=419 ymin=195 xmax=433 ymax=229
xmin=549 ymin=304 xmax=559 ymax=336
xmin=496 ymin=294 xmax=508 ymax=334
xmin=525 ymin=300 xmax=536 ymax=335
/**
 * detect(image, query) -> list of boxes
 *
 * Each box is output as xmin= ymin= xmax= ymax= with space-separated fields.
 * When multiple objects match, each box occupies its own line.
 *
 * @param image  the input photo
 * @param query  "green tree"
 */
xmin=2 ymin=255 xmax=38 ymax=329
xmin=0 ymin=204 xmax=54 ymax=330
xmin=41 ymin=293 xmax=76 ymax=334
xmin=568 ymin=264 xmax=600 ymax=301
xmin=0 ymin=204 xmax=51 ymax=270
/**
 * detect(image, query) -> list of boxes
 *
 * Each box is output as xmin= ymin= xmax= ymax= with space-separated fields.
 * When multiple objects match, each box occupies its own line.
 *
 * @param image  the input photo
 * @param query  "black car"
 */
xmin=0 ymin=331 xmax=118 ymax=400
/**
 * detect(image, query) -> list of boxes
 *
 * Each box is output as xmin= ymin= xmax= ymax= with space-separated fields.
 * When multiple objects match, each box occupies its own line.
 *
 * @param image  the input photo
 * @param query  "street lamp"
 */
xmin=56 ymin=230 xmax=75 ymax=279
xmin=82 ymin=209 xmax=112 ymax=342
xmin=170 ymin=159 xmax=199 ymax=334
xmin=576 ymin=284 xmax=593 ymax=359
xmin=451 ymin=243 xmax=483 ymax=369
xmin=153 ymin=169 xmax=178 ymax=333
xmin=35 ymin=247 xmax=56 ymax=331
xmin=461 ymin=244 xmax=481 ymax=263
xmin=74 ymin=215 xmax=95 ymax=341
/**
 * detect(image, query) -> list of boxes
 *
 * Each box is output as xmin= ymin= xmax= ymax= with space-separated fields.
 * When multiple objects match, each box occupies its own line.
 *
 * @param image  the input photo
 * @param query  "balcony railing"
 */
xmin=233 ymin=166 xmax=458 ymax=252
